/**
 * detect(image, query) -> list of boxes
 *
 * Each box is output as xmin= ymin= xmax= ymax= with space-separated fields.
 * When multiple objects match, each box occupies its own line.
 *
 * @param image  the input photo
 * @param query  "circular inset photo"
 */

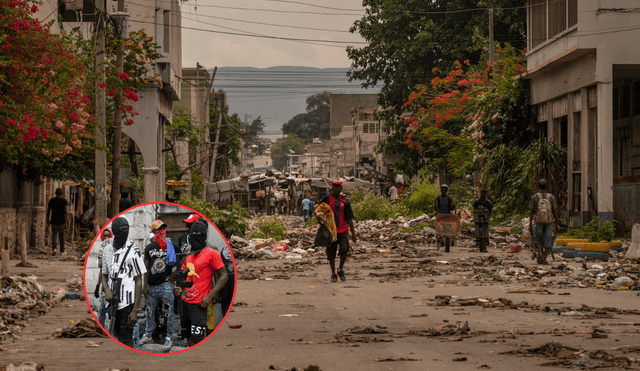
xmin=83 ymin=202 xmax=236 ymax=354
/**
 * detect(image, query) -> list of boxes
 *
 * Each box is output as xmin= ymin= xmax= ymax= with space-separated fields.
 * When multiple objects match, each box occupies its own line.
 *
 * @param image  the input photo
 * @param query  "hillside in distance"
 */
xmin=211 ymin=66 xmax=381 ymax=138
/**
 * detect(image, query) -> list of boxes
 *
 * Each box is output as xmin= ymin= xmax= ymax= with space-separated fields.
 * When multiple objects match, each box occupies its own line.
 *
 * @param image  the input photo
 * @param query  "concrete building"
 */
xmin=522 ymin=0 xmax=640 ymax=235
xmin=35 ymin=0 xmax=183 ymax=204
xmin=351 ymin=106 xmax=398 ymax=180
xmin=174 ymin=65 xmax=215 ymax=198
xmin=329 ymin=94 xmax=379 ymax=178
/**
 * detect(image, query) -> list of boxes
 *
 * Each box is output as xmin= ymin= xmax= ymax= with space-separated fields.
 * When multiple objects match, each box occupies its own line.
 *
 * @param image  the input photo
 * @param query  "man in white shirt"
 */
xmin=102 ymin=216 xmax=146 ymax=348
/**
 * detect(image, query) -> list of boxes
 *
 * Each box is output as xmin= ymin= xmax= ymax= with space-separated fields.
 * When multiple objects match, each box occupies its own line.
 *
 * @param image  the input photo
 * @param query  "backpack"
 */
xmin=535 ymin=192 xmax=553 ymax=224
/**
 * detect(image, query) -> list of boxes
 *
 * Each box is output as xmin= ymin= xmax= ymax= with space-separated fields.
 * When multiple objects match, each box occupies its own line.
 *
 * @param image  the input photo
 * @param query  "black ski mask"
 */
xmin=111 ymin=217 xmax=130 ymax=250
xmin=189 ymin=220 xmax=208 ymax=252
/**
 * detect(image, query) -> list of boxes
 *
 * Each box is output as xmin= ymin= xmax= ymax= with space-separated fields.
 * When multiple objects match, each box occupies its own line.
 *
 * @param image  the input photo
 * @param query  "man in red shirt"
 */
xmin=180 ymin=220 xmax=228 ymax=346
xmin=320 ymin=179 xmax=357 ymax=282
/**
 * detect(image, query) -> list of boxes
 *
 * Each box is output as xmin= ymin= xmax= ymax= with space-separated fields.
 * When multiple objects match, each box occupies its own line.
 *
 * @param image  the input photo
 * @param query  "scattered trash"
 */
xmin=51 ymin=318 xmax=107 ymax=338
xmin=375 ymin=357 xmax=421 ymax=362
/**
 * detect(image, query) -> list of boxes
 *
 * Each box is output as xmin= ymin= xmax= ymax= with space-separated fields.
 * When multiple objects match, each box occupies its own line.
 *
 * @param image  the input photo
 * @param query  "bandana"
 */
xmin=154 ymin=228 xmax=167 ymax=252
xmin=100 ymin=228 xmax=112 ymax=241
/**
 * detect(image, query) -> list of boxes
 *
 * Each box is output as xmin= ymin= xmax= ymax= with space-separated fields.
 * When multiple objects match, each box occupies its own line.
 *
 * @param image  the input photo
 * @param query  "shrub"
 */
xmin=400 ymin=179 xmax=439 ymax=216
xmin=178 ymin=198 xmax=250 ymax=238
xmin=252 ymin=217 xmax=287 ymax=241
xmin=350 ymin=188 xmax=366 ymax=204
xmin=559 ymin=216 xmax=617 ymax=242
xmin=352 ymin=194 xmax=415 ymax=221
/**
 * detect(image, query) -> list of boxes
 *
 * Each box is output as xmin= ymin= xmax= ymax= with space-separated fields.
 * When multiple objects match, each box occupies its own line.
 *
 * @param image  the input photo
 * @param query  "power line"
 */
xmin=129 ymin=19 xmax=368 ymax=45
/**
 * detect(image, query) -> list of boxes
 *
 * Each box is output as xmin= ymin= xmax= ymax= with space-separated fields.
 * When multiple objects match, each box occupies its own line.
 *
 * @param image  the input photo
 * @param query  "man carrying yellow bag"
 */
xmin=315 ymin=179 xmax=357 ymax=282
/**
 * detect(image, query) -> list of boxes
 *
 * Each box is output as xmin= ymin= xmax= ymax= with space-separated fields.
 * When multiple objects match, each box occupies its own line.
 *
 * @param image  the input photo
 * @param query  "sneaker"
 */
xmin=139 ymin=335 xmax=153 ymax=346
xmin=162 ymin=337 xmax=172 ymax=352
xmin=330 ymin=274 xmax=337 ymax=282
xmin=61 ymin=251 xmax=67 ymax=256
xmin=338 ymin=270 xmax=346 ymax=282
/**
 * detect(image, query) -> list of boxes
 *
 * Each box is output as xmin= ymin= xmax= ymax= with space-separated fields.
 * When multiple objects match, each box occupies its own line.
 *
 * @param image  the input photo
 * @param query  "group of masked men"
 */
xmin=95 ymin=213 xmax=231 ymax=351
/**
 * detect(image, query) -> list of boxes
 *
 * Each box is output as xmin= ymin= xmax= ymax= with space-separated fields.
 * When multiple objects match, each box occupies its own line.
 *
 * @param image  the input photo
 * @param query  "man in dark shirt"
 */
xmin=320 ymin=179 xmax=357 ymax=282
xmin=119 ymin=193 xmax=133 ymax=213
xmin=47 ymin=188 xmax=68 ymax=256
xmin=140 ymin=220 xmax=174 ymax=352
xmin=472 ymin=189 xmax=493 ymax=252
xmin=435 ymin=184 xmax=456 ymax=215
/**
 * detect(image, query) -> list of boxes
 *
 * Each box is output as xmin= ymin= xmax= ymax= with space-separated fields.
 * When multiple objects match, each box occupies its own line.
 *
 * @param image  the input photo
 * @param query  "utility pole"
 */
xmin=488 ymin=8 xmax=494 ymax=77
xmin=109 ymin=0 xmax=126 ymax=217
xmin=201 ymin=66 xmax=216 ymax=201
xmin=208 ymin=89 xmax=225 ymax=186
xmin=95 ymin=1 xmax=108 ymax=229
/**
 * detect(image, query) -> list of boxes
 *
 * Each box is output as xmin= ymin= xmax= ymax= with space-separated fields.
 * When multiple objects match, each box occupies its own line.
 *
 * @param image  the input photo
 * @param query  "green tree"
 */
xmin=282 ymin=92 xmax=330 ymax=141
xmin=245 ymin=116 xmax=265 ymax=139
xmin=270 ymin=134 xmax=305 ymax=171
xmin=347 ymin=0 xmax=527 ymax=175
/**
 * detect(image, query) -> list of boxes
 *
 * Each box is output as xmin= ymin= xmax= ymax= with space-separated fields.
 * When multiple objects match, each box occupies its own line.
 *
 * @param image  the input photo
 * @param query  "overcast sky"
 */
xmin=180 ymin=0 xmax=368 ymax=69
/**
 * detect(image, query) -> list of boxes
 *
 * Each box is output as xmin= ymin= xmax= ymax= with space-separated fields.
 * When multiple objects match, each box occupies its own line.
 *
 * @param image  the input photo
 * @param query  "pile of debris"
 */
xmin=0 ymin=275 xmax=66 ymax=343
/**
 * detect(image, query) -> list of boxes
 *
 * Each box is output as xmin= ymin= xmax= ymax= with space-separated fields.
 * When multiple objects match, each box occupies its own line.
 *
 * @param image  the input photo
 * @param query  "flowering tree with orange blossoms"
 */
xmin=399 ymin=44 xmax=534 ymax=178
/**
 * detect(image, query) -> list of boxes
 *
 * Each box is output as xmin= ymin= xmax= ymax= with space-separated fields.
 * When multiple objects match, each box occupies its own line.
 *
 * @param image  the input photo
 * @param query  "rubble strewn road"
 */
xmin=2 ymin=215 xmax=640 ymax=370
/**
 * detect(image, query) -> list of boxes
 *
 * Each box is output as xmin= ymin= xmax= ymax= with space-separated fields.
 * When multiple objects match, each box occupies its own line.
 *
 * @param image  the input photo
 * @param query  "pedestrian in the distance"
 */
xmin=388 ymin=184 xmax=398 ymax=201
xmin=435 ymin=184 xmax=456 ymax=252
xmin=472 ymin=189 xmax=493 ymax=252
xmin=320 ymin=179 xmax=357 ymax=282
xmin=301 ymin=196 xmax=312 ymax=222
xmin=269 ymin=196 xmax=276 ymax=215
xmin=119 ymin=193 xmax=133 ymax=213
xmin=47 ymin=188 xmax=68 ymax=256
xmin=528 ymin=179 xmax=560 ymax=265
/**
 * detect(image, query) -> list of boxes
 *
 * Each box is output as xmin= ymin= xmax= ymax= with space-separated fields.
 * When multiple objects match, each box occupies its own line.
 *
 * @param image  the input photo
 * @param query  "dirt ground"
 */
xmin=3 ymin=230 xmax=640 ymax=371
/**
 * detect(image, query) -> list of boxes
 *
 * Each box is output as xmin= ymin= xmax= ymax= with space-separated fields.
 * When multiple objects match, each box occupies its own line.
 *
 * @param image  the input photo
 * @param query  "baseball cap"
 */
xmin=332 ymin=179 xmax=343 ymax=186
xmin=182 ymin=214 xmax=201 ymax=223
xmin=150 ymin=220 xmax=167 ymax=231
xmin=440 ymin=184 xmax=449 ymax=188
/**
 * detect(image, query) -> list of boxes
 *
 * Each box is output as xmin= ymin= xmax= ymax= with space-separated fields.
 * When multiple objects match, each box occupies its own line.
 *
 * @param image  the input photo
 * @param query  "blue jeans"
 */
xmin=144 ymin=281 xmax=174 ymax=340
xmin=534 ymin=223 xmax=554 ymax=248
xmin=303 ymin=208 xmax=310 ymax=222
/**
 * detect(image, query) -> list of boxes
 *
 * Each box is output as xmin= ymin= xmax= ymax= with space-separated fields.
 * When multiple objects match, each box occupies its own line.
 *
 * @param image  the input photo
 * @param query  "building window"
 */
xmin=163 ymin=11 xmax=170 ymax=53
xmin=529 ymin=0 xmax=578 ymax=50
xmin=58 ymin=0 xmax=97 ymax=22
xmin=362 ymin=123 xmax=368 ymax=134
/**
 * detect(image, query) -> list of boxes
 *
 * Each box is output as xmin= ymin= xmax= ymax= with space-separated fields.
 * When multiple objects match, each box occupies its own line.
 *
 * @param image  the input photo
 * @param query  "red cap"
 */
xmin=332 ymin=179 xmax=343 ymax=186
xmin=182 ymin=214 xmax=201 ymax=223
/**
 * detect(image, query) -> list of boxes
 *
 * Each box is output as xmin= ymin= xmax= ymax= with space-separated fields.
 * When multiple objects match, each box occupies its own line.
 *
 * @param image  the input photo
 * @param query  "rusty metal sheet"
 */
xmin=613 ymin=183 xmax=640 ymax=238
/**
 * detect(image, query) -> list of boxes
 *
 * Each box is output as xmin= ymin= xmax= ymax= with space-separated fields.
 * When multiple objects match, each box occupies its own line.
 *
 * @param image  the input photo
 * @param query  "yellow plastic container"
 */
xmin=556 ymin=238 xmax=588 ymax=246
xmin=605 ymin=240 xmax=622 ymax=248
xmin=566 ymin=242 xmax=610 ymax=252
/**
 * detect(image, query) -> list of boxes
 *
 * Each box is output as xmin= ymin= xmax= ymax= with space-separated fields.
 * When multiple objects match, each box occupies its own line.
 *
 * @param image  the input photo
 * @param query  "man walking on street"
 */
xmin=180 ymin=220 xmax=228 ymax=346
xmin=301 ymin=196 xmax=312 ymax=222
xmin=47 ymin=188 xmax=68 ymax=256
xmin=528 ymin=179 xmax=560 ymax=265
xmin=102 ymin=216 xmax=146 ymax=348
xmin=269 ymin=196 xmax=276 ymax=215
xmin=320 ymin=179 xmax=357 ymax=282
xmin=472 ymin=189 xmax=493 ymax=252
xmin=140 ymin=220 xmax=175 ymax=352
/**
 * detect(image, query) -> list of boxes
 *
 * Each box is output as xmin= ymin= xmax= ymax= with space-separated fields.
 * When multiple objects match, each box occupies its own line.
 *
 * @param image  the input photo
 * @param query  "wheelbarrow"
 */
xmin=528 ymin=225 xmax=557 ymax=264
xmin=435 ymin=213 xmax=461 ymax=253
xmin=473 ymin=207 xmax=490 ymax=252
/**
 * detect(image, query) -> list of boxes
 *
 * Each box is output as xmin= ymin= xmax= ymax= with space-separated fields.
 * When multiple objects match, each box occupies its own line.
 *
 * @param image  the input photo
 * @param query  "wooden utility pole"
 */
xmin=489 ymin=9 xmax=494 ymax=76
xmin=109 ymin=0 xmax=126 ymax=217
xmin=201 ymin=66 xmax=217 ymax=201
xmin=208 ymin=94 xmax=224 ymax=185
xmin=95 ymin=1 xmax=108 ymax=228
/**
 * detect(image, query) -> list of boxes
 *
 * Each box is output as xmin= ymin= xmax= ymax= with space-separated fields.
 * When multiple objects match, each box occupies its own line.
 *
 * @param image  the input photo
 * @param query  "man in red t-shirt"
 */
xmin=320 ymin=179 xmax=357 ymax=282
xmin=180 ymin=220 xmax=228 ymax=346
